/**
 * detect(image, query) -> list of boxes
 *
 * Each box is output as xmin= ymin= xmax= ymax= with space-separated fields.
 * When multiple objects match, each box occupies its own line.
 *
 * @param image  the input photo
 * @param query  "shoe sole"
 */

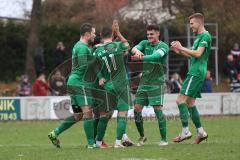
xmin=173 ymin=135 xmax=192 ymax=143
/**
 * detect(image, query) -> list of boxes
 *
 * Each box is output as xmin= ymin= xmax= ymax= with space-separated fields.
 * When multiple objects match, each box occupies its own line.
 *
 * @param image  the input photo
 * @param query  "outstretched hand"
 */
xmin=131 ymin=51 xmax=144 ymax=61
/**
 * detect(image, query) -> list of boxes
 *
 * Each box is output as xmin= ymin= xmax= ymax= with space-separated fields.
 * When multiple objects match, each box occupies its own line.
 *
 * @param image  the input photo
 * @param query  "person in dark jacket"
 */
xmin=224 ymin=54 xmax=238 ymax=82
xmin=34 ymin=46 xmax=45 ymax=77
xmin=54 ymin=42 xmax=67 ymax=67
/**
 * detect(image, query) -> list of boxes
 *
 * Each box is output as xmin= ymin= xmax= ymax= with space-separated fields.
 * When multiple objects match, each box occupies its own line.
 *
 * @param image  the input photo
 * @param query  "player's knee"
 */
xmin=82 ymin=106 xmax=92 ymax=114
xmin=186 ymin=98 xmax=195 ymax=107
xmin=106 ymin=111 xmax=114 ymax=119
xmin=176 ymin=98 xmax=185 ymax=105
xmin=186 ymin=102 xmax=194 ymax=108
xmin=73 ymin=113 xmax=82 ymax=121
xmin=82 ymin=109 xmax=93 ymax=119
xmin=153 ymin=105 xmax=162 ymax=110
xmin=118 ymin=111 xmax=128 ymax=117
xmin=134 ymin=104 xmax=143 ymax=112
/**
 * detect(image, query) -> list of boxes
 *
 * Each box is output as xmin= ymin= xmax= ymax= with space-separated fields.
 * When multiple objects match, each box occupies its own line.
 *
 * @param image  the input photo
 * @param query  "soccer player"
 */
xmin=92 ymin=21 xmax=133 ymax=148
xmin=131 ymin=24 xmax=169 ymax=146
xmin=48 ymin=23 xmax=97 ymax=148
xmin=171 ymin=13 xmax=210 ymax=144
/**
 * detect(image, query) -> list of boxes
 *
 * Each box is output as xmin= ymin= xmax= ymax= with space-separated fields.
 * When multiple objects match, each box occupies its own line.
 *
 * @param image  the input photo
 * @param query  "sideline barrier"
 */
xmin=0 ymin=93 xmax=239 ymax=120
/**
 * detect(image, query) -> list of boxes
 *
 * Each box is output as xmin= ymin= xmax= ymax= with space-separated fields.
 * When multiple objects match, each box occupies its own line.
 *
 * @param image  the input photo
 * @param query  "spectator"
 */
xmin=230 ymin=79 xmax=240 ymax=92
xmin=54 ymin=42 xmax=67 ymax=67
xmin=16 ymin=74 xmax=32 ymax=96
xmin=201 ymin=70 xmax=213 ymax=93
xmin=224 ymin=54 xmax=238 ymax=82
xmin=34 ymin=46 xmax=45 ymax=77
xmin=49 ymin=70 xmax=67 ymax=96
xmin=230 ymin=43 xmax=240 ymax=60
xmin=170 ymin=73 xmax=182 ymax=93
xmin=32 ymin=73 xmax=49 ymax=96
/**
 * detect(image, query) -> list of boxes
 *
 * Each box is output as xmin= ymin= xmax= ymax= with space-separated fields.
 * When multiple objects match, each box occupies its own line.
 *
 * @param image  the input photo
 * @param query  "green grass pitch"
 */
xmin=0 ymin=116 xmax=239 ymax=160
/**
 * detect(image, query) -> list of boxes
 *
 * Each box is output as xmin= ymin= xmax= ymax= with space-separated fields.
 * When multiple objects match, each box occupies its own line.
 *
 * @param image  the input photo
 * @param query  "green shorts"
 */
xmin=67 ymin=85 xmax=95 ymax=107
xmin=67 ymin=74 xmax=96 ymax=107
xmin=115 ymin=89 xmax=131 ymax=111
xmin=180 ymin=74 xmax=204 ymax=98
xmin=92 ymin=88 xmax=117 ymax=113
xmin=105 ymin=84 xmax=131 ymax=112
xmin=134 ymin=84 xmax=164 ymax=106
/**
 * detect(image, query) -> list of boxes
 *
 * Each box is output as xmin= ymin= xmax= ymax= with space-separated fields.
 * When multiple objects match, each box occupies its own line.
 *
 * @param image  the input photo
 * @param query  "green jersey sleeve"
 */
xmin=133 ymin=40 xmax=147 ymax=51
xmin=143 ymin=52 xmax=161 ymax=61
xmin=198 ymin=34 xmax=211 ymax=48
xmin=143 ymin=43 xmax=169 ymax=61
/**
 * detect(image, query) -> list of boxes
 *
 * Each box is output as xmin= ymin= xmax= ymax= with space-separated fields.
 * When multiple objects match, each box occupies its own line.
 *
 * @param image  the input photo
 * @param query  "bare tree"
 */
xmin=25 ymin=0 xmax=42 ymax=82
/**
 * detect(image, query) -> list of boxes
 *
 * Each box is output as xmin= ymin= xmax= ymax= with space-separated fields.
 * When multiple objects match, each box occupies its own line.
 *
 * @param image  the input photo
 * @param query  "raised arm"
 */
xmin=112 ymin=20 xmax=130 ymax=55
xmin=171 ymin=41 xmax=205 ymax=58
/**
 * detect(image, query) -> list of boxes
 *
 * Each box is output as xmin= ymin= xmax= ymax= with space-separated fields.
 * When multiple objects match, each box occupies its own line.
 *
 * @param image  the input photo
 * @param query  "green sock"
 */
xmin=134 ymin=111 xmax=144 ymax=137
xmin=83 ymin=118 xmax=94 ymax=145
xmin=154 ymin=109 xmax=167 ymax=142
xmin=54 ymin=116 xmax=77 ymax=136
xmin=116 ymin=116 xmax=127 ymax=140
xmin=96 ymin=117 xmax=109 ymax=141
xmin=188 ymin=106 xmax=202 ymax=128
xmin=93 ymin=118 xmax=99 ymax=139
xmin=178 ymin=103 xmax=189 ymax=128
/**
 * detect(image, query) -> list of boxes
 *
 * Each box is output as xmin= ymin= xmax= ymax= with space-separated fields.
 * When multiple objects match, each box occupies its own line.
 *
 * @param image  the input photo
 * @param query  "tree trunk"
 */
xmin=25 ymin=0 xmax=42 ymax=82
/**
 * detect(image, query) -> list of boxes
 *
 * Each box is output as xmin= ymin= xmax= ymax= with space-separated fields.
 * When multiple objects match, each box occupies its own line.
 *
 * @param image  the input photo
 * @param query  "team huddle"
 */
xmin=48 ymin=13 xmax=211 ymax=149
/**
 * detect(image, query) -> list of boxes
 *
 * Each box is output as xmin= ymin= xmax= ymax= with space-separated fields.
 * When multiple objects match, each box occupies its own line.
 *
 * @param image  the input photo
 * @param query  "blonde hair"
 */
xmin=189 ymin=13 xmax=204 ymax=23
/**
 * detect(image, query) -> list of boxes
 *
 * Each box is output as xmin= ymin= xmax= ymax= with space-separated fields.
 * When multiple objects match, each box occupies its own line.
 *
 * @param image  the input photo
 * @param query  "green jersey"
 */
xmin=68 ymin=41 xmax=96 ymax=85
xmin=188 ymin=31 xmax=212 ymax=77
xmin=134 ymin=40 xmax=169 ymax=85
xmin=92 ymin=41 xmax=128 ymax=91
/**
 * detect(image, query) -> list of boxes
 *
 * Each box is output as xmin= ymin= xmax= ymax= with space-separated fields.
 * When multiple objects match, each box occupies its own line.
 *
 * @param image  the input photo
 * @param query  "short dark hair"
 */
xmin=80 ymin=23 xmax=94 ymax=36
xmin=189 ymin=13 xmax=204 ymax=22
xmin=147 ymin=24 xmax=160 ymax=31
xmin=100 ymin=27 xmax=112 ymax=39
